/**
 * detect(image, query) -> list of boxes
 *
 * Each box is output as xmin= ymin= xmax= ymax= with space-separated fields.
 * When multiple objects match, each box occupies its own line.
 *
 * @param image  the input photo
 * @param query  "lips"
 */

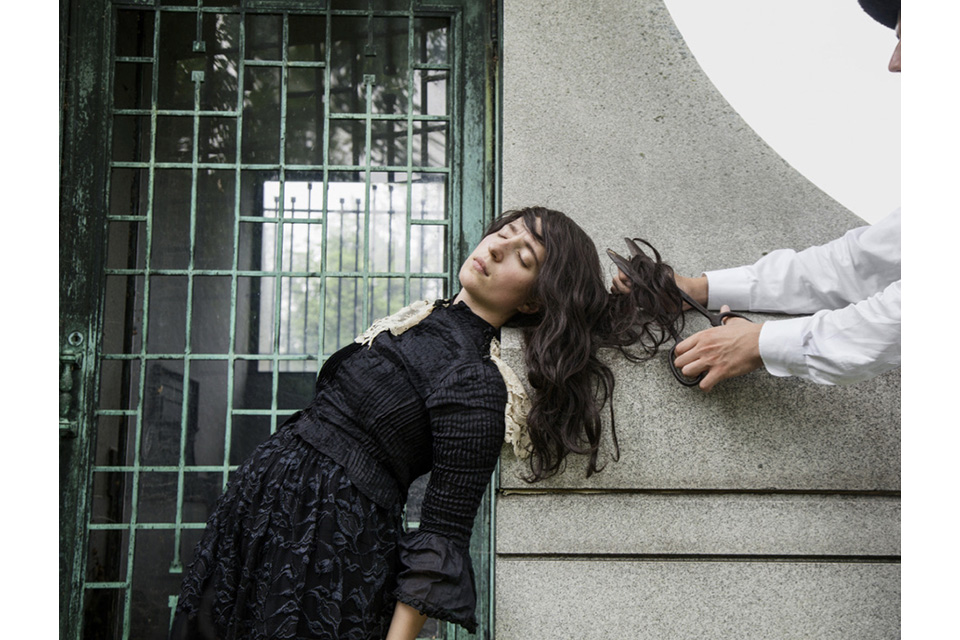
xmin=473 ymin=257 xmax=488 ymax=276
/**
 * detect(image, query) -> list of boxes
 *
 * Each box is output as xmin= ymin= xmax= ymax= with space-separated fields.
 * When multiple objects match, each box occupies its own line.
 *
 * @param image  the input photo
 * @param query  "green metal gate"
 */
xmin=60 ymin=1 xmax=499 ymax=637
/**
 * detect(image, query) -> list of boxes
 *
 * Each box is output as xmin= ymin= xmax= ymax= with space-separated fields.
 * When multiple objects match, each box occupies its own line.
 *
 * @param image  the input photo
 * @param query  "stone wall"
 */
xmin=496 ymin=1 xmax=900 ymax=637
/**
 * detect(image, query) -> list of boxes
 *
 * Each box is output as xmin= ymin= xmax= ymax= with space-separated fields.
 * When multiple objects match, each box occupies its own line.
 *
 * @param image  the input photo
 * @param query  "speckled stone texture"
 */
xmin=496 ymin=492 xmax=900 ymax=557
xmin=496 ymin=0 xmax=899 ymax=637
xmin=498 ymin=329 xmax=899 ymax=491
xmin=497 ymin=561 xmax=900 ymax=640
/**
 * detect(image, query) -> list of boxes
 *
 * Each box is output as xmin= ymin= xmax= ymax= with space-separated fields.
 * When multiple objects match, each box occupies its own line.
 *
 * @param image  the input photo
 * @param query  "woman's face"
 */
xmin=455 ymin=217 xmax=547 ymax=327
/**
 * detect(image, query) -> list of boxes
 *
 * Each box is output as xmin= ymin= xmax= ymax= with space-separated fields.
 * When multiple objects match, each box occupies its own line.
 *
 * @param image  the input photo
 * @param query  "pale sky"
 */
xmin=663 ymin=0 xmax=901 ymax=224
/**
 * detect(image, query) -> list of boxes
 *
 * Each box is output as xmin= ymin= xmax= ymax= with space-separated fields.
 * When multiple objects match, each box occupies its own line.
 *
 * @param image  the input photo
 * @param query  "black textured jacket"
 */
xmin=289 ymin=300 xmax=507 ymax=632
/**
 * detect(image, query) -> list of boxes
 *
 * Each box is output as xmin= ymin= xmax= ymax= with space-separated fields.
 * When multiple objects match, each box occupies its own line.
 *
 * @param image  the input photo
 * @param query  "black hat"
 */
xmin=858 ymin=0 xmax=900 ymax=29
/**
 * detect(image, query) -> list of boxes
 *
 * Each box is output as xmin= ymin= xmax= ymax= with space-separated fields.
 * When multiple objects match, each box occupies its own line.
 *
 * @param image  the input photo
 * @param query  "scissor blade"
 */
xmin=676 ymin=288 xmax=704 ymax=314
xmin=677 ymin=289 xmax=726 ymax=326
xmin=625 ymin=237 xmax=644 ymax=258
xmin=606 ymin=248 xmax=646 ymax=288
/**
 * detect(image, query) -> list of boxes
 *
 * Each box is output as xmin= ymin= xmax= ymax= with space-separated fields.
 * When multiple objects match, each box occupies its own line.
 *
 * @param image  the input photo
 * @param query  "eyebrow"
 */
xmin=508 ymin=221 xmax=542 ymax=267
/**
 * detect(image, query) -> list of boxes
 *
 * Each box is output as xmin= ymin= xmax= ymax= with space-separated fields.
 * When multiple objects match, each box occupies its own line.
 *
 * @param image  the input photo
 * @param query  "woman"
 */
xmin=171 ymin=207 xmax=682 ymax=639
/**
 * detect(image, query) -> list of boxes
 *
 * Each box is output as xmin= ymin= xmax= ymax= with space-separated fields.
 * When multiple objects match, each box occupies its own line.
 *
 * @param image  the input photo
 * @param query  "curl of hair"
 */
xmin=490 ymin=207 xmax=684 ymax=481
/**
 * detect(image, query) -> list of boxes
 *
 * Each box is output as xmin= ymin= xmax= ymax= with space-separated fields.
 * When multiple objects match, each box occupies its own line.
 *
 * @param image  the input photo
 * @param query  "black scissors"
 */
xmin=607 ymin=240 xmax=752 ymax=387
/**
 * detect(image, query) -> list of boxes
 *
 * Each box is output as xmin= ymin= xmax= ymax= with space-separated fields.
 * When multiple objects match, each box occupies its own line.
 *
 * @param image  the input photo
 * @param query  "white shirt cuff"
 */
xmin=757 ymin=317 xmax=813 ymax=380
xmin=704 ymin=267 xmax=753 ymax=311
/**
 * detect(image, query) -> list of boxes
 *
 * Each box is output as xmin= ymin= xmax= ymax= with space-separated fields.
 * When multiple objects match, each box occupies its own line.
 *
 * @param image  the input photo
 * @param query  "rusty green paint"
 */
xmin=61 ymin=0 xmax=114 ymax=637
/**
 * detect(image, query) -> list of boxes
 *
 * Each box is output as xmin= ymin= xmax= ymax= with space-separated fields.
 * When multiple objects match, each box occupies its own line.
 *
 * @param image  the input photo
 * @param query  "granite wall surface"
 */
xmin=496 ymin=1 xmax=900 ymax=637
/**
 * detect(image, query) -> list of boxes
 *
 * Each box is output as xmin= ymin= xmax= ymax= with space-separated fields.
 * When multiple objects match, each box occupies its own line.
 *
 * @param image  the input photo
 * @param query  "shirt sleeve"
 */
xmin=706 ymin=208 xmax=901 ymax=314
xmin=704 ymin=209 xmax=901 ymax=386
xmin=758 ymin=280 xmax=901 ymax=385
xmin=393 ymin=363 xmax=506 ymax=633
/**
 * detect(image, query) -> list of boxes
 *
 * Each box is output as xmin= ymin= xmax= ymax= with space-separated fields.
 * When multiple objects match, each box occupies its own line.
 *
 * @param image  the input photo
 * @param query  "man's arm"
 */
xmin=707 ymin=209 xmax=900 ymax=314
xmin=754 ymin=281 xmax=900 ymax=385
xmin=612 ymin=209 xmax=900 ymax=389
xmin=674 ymin=281 xmax=900 ymax=389
xmin=688 ymin=211 xmax=900 ymax=388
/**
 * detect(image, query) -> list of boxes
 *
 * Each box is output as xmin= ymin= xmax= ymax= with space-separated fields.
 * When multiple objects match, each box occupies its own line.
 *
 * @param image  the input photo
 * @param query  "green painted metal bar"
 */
xmin=167 ymin=54 xmax=206 ymax=578
xmin=85 ymin=24 xmax=127 ymax=631
xmin=450 ymin=8 xmax=463 ymax=302
xmin=78 ymin=2 xmax=495 ymax=637
xmin=403 ymin=6 xmax=415 ymax=302
xmin=102 ymin=268 xmax=450 ymax=278
xmin=280 ymin=12 xmax=295 ymax=372
xmin=303 ymin=183 xmax=317 ymax=345
xmin=112 ymin=5 xmax=162 ymax=636
xmin=110 ymin=162 xmax=451 ymax=172
xmin=91 ymin=466 xmax=242 ymax=474
xmin=316 ymin=3 xmax=332 ymax=361
xmin=108 ymin=4 xmax=436 ymax=17
xmin=97 ymin=353 xmax=323 ymax=362
xmin=361 ymin=71 xmax=373 ymax=330
xmin=85 ymin=582 xmax=130 ymax=590
xmin=109 ymin=105 xmax=454 ymax=120
xmin=113 ymin=109 xmax=241 ymax=116
xmin=269 ymin=9 xmax=290 ymax=431
xmin=221 ymin=4 xmax=249 ymax=495
xmin=108 ymin=113 xmax=452 ymax=129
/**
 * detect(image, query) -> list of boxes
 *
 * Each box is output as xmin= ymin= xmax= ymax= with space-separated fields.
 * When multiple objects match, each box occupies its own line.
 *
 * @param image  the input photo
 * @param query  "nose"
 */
xmin=888 ymin=39 xmax=900 ymax=72
xmin=488 ymin=236 xmax=505 ymax=261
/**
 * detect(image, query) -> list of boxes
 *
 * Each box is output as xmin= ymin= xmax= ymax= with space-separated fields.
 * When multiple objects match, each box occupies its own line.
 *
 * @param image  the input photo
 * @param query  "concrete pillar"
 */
xmin=496 ymin=1 xmax=900 ymax=637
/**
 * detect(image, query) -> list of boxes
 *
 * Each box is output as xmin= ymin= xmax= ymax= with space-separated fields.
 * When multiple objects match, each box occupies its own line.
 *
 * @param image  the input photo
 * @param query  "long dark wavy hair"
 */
xmin=487 ymin=207 xmax=685 ymax=481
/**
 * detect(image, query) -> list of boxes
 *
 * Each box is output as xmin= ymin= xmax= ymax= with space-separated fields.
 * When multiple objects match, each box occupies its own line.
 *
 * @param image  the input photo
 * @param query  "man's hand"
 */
xmin=673 ymin=306 xmax=764 ymax=391
xmin=610 ymin=267 xmax=633 ymax=295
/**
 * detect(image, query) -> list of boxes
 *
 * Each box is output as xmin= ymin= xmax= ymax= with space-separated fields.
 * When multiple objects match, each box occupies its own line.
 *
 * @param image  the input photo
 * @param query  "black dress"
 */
xmin=171 ymin=301 xmax=507 ymax=639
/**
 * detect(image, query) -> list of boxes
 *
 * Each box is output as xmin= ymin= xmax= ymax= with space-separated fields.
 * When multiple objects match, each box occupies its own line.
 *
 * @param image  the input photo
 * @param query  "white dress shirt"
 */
xmin=704 ymin=208 xmax=901 ymax=385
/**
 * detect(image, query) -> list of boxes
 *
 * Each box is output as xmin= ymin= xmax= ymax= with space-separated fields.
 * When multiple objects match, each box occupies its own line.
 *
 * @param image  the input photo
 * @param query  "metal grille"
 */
xmin=83 ymin=2 xmax=471 ymax=637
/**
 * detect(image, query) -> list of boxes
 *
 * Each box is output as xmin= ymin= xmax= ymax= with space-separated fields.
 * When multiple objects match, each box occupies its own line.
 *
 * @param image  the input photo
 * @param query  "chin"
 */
xmin=456 ymin=271 xmax=473 ymax=298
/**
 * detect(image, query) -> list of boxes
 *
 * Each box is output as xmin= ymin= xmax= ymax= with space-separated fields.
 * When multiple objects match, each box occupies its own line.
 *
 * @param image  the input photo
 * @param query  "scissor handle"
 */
xmin=669 ymin=343 xmax=704 ymax=386
xmin=712 ymin=310 xmax=751 ymax=327
xmin=670 ymin=311 xmax=753 ymax=387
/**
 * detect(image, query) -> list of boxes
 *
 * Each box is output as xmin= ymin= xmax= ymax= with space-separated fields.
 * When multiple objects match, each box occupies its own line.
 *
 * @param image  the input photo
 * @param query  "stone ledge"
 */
xmin=496 ymin=560 xmax=900 ymax=639
xmin=496 ymin=492 xmax=900 ymax=557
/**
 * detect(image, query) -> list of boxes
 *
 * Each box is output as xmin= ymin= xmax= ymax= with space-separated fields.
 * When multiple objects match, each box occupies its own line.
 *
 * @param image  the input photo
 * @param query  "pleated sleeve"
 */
xmin=394 ymin=363 xmax=506 ymax=632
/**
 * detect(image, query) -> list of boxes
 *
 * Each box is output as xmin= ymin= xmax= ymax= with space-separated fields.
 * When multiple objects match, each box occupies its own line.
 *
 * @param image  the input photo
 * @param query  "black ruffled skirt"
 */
xmin=171 ymin=425 xmax=404 ymax=640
